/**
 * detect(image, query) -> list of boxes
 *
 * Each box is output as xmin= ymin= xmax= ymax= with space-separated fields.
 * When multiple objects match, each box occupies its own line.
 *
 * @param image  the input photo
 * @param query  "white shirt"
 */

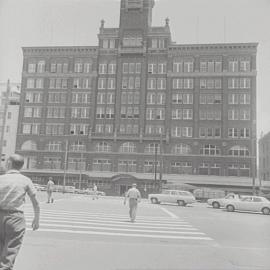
xmin=0 ymin=170 xmax=36 ymax=212
xmin=126 ymin=187 xmax=141 ymax=200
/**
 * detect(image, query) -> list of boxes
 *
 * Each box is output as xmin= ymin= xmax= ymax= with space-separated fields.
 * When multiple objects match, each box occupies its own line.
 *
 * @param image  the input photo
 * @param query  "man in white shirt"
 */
xmin=46 ymin=177 xmax=54 ymax=203
xmin=0 ymin=154 xmax=40 ymax=269
xmin=124 ymin=183 xmax=141 ymax=222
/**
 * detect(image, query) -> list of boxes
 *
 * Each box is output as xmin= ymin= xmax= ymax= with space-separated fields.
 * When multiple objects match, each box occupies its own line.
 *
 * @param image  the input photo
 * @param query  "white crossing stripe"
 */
xmin=24 ymin=209 xmax=213 ymax=241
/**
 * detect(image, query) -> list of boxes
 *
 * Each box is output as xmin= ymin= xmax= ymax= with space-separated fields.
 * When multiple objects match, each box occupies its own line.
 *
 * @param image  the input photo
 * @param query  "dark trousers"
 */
xmin=129 ymin=198 xmax=138 ymax=222
xmin=0 ymin=211 xmax=25 ymax=270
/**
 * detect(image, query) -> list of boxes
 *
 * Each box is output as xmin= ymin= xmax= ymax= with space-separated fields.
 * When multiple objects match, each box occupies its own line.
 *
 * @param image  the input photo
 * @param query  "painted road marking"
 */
xmin=26 ymin=228 xmax=213 ymax=241
xmin=26 ymin=222 xmax=205 ymax=235
xmin=160 ymin=207 xmax=179 ymax=219
xmin=24 ymin=208 xmax=213 ymax=241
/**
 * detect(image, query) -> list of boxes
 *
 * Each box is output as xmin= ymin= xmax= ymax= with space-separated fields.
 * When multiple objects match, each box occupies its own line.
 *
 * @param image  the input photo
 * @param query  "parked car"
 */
xmin=84 ymin=189 xmax=106 ymax=196
xmin=207 ymin=193 xmax=242 ymax=209
xmin=225 ymin=196 xmax=270 ymax=215
xmin=34 ymin=184 xmax=46 ymax=191
xmin=148 ymin=190 xmax=196 ymax=206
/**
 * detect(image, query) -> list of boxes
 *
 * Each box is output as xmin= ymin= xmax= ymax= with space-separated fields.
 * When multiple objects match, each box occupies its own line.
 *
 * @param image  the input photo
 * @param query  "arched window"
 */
xmin=119 ymin=142 xmax=136 ymax=153
xmin=172 ymin=144 xmax=191 ymax=155
xmin=21 ymin=140 xmax=37 ymax=151
xmin=200 ymin=144 xmax=220 ymax=156
xmin=229 ymin=146 xmax=249 ymax=157
xmin=144 ymin=143 xmax=160 ymax=154
xmin=95 ymin=142 xmax=112 ymax=152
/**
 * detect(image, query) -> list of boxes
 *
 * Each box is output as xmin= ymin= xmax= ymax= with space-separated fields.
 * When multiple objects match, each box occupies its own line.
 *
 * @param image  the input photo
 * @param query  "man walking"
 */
xmin=124 ymin=183 xmax=141 ymax=222
xmin=0 ymin=154 xmax=40 ymax=270
xmin=46 ymin=177 xmax=54 ymax=203
xmin=92 ymin=183 xmax=98 ymax=200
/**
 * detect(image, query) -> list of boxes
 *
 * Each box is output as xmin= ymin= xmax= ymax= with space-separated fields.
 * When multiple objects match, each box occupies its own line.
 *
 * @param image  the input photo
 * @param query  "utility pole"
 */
xmin=79 ymin=151 xmax=83 ymax=190
xmin=159 ymin=134 xmax=163 ymax=192
xmin=63 ymin=139 xmax=68 ymax=193
xmin=154 ymin=143 xmax=158 ymax=191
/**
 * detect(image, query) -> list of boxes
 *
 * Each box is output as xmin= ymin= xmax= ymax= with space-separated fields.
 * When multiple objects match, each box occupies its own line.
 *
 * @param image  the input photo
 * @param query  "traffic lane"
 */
xmin=160 ymin=203 xmax=270 ymax=270
xmin=17 ymin=236 xmax=234 ymax=270
xmin=161 ymin=202 xmax=270 ymax=248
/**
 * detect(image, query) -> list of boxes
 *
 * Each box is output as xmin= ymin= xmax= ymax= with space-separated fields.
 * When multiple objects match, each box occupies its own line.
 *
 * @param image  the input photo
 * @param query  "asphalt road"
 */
xmin=15 ymin=192 xmax=270 ymax=270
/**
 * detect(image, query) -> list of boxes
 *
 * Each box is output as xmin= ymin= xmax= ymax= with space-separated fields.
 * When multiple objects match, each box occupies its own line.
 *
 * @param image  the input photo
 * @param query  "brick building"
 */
xmin=16 ymin=0 xmax=257 ymax=195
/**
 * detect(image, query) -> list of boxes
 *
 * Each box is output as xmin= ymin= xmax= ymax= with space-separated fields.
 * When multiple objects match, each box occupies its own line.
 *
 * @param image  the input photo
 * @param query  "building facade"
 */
xmin=0 ymin=81 xmax=21 ymax=167
xmin=259 ymin=132 xmax=270 ymax=193
xmin=16 ymin=0 xmax=257 ymax=195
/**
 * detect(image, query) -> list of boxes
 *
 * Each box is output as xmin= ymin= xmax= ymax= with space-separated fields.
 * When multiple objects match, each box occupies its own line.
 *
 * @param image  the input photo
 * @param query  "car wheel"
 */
xmin=262 ymin=207 xmax=270 ymax=215
xmin=177 ymin=200 xmax=186 ymax=206
xmin=151 ymin=198 xmax=159 ymax=204
xmin=226 ymin=205 xmax=235 ymax=212
xmin=212 ymin=202 xmax=220 ymax=209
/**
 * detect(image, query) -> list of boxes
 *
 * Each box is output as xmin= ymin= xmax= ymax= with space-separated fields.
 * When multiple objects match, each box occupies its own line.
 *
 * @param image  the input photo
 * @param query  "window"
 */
xmin=240 ymin=61 xmax=250 ymax=72
xmin=158 ymin=63 xmax=166 ymax=74
xmin=229 ymin=61 xmax=239 ymax=72
xmin=107 ymin=78 xmax=116 ymax=89
xmin=99 ymin=64 xmax=107 ymax=74
xmin=145 ymin=143 xmax=160 ymax=154
xmin=171 ymin=127 xmax=192 ymax=138
xmin=74 ymin=62 xmax=83 ymax=73
xmin=98 ymin=78 xmax=106 ymax=89
xmin=36 ymin=79 xmax=44 ymax=89
xmin=123 ymin=63 xmax=129 ymax=73
xmin=200 ymin=144 xmax=220 ymax=156
xmin=148 ymin=64 xmax=156 ymax=74
xmin=70 ymin=124 xmax=89 ymax=135
xmin=96 ymin=142 xmax=112 ymax=153
xmin=118 ymin=160 xmax=137 ymax=173
xmin=82 ymin=78 xmax=91 ymax=89
xmin=108 ymin=63 xmax=116 ymax=74
xmin=28 ymin=63 xmax=36 ymax=73
xmin=71 ymin=107 xmax=90 ymax=119
xmin=83 ymin=63 xmax=91 ymax=73
xmin=171 ymin=144 xmax=191 ymax=155
xmin=147 ymin=78 xmax=156 ymax=89
xmin=200 ymin=127 xmax=221 ymax=138
xmin=173 ymin=79 xmax=183 ymax=89
xmin=229 ymin=146 xmax=249 ymax=157
xmin=173 ymin=62 xmax=182 ymax=73
xmin=96 ymin=107 xmax=105 ymax=119
xmin=183 ymin=79 xmax=193 ymax=89
xmin=26 ymin=79 xmax=35 ymax=89
xmin=136 ymin=63 xmax=141 ymax=74
xmin=120 ymin=142 xmax=136 ymax=153
xmin=103 ymin=39 xmax=109 ymax=49
xmin=72 ymin=93 xmax=91 ymax=104
xmin=183 ymin=109 xmax=193 ymax=120
xmin=45 ymin=141 xmax=62 ymax=152
xmin=37 ymin=61 xmax=45 ymax=73
xmin=183 ymin=62 xmax=193 ymax=73
xmin=157 ymin=78 xmax=166 ymax=89
xmin=92 ymin=159 xmax=112 ymax=172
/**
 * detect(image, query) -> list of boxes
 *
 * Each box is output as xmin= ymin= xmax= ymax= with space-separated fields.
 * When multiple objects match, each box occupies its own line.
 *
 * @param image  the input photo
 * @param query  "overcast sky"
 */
xmin=0 ymin=0 xmax=269 ymax=136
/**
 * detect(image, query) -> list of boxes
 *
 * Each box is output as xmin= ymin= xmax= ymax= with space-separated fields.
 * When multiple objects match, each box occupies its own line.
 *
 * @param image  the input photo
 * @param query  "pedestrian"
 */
xmin=46 ymin=177 xmax=54 ymax=203
xmin=92 ymin=183 xmax=98 ymax=200
xmin=0 ymin=154 xmax=40 ymax=269
xmin=124 ymin=183 xmax=141 ymax=222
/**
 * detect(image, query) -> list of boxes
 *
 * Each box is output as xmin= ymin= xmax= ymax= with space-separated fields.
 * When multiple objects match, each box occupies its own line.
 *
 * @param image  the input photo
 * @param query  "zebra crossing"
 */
xmin=24 ymin=207 xmax=214 ymax=242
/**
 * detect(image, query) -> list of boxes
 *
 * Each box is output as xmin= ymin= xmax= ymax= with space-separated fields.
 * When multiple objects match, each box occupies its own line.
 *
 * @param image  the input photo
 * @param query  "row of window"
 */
xmin=25 ymin=77 xmax=252 ymax=91
xmin=28 ymin=62 xmax=93 ymax=74
xmin=24 ymin=91 xmax=251 ymax=107
xmin=22 ymin=155 xmax=251 ymax=176
xmin=21 ymin=140 xmax=251 ymax=157
xmin=22 ymin=105 xmax=251 ymax=121
xmin=27 ymin=59 xmax=252 ymax=75
xmin=26 ymin=78 xmax=92 ymax=89
xmin=25 ymin=92 xmax=92 ymax=104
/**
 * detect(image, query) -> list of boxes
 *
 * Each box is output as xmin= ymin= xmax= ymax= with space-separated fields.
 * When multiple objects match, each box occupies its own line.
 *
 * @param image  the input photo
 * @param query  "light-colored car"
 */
xmin=225 ymin=196 xmax=270 ymax=215
xmin=207 ymin=193 xmax=241 ymax=209
xmin=34 ymin=184 xmax=46 ymax=191
xmin=148 ymin=190 xmax=196 ymax=206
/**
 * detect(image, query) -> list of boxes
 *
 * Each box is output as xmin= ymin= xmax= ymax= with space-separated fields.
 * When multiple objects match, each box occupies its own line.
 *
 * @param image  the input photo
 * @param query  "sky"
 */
xmin=0 ymin=0 xmax=270 ymax=137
